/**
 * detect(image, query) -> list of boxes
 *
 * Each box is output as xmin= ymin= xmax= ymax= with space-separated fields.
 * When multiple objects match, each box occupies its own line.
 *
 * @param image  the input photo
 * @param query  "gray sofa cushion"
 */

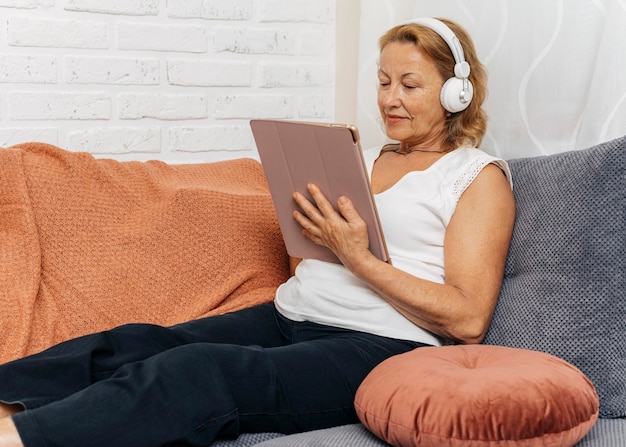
xmin=483 ymin=135 xmax=626 ymax=418
xmin=214 ymin=417 xmax=626 ymax=446
xmin=253 ymin=424 xmax=389 ymax=447
xmin=243 ymin=419 xmax=626 ymax=447
xmin=577 ymin=418 xmax=626 ymax=446
xmin=212 ymin=433 xmax=283 ymax=446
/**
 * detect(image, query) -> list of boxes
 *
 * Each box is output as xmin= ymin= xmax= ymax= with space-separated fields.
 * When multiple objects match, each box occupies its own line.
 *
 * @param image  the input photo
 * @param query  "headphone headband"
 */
xmin=408 ymin=18 xmax=470 ymax=78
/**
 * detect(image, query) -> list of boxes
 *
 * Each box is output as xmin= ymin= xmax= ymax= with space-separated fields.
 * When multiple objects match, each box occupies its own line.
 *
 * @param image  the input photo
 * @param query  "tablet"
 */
xmin=250 ymin=119 xmax=389 ymax=264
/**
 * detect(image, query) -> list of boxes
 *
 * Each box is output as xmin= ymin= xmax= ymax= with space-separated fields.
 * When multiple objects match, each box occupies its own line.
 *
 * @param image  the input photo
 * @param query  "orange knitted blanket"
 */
xmin=0 ymin=143 xmax=289 ymax=363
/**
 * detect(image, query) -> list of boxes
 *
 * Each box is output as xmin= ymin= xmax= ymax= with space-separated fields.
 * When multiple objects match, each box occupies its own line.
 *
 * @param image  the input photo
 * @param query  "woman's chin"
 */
xmin=384 ymin=127 xmax=407 ymax=142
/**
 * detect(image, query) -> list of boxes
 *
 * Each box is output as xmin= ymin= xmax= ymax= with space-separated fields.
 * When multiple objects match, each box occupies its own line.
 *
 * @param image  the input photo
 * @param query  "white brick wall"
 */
xmin=0 ymin=0 xmax=336 ymax=163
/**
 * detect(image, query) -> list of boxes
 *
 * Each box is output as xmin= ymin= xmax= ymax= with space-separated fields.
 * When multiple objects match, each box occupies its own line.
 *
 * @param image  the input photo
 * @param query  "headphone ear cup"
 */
xmin=440 ymin=77 xmax=473 ymax=113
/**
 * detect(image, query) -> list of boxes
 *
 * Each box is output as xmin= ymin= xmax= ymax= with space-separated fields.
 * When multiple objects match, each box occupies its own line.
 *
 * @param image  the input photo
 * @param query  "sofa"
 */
xmin=1 ymin=135 xmax=624 ymax=446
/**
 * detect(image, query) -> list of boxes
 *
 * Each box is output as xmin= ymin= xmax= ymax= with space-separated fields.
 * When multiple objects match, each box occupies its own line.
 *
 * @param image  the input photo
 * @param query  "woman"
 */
xmin=0 ymin=18 xmax=515 ymax=447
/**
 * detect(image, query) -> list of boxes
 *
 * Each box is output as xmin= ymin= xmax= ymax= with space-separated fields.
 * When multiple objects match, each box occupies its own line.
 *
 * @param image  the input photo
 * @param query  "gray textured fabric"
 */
xmin=483 ymin=136 xmax=626 ymax=418
xmin=252 ymin=424 xmax=390 ymax=447
xmin=211 ymin=432 xmax=283 ymax=447
xmin=225 ymin=419 xmax=626 ymax=446
xmin=577 ymin=418 xmax=626 ymax=447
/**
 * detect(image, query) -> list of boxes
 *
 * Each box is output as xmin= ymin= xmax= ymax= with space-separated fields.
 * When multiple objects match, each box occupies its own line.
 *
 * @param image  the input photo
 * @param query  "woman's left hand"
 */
xmin=292 ymin=183 xmax=371 ymax=267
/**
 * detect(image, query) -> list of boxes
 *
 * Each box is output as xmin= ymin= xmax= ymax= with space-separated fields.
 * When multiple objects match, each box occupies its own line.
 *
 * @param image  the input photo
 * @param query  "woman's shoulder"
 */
xmin=451 ymin=147 xmax=512 ymax=184
xmin=447 ymin=146 xmax=501 ymax=163
xmin=444 ymin=147 xmax=513 ymax=200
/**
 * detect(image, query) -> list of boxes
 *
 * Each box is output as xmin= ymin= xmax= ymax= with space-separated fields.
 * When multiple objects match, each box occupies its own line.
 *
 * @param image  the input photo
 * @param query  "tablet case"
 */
xmin=250 ymin=119 xmax=389 ymax=264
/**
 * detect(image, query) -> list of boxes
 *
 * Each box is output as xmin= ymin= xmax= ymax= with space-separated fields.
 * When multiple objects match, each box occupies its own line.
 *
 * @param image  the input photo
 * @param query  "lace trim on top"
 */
xmin=451 ymin=156 xmax=492 ymax=201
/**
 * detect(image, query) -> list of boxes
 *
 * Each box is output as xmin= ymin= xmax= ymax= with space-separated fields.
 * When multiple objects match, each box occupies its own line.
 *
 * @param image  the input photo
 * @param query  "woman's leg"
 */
xmin=235 ymin=322 xmax=425 ymax=435
xmin=11 ymin=320 xmax=423 ymax=447
xmin=12 ymin=343 xmax=248 ymax=447
xmin=0 ymin=303 xmax=283 ymax=411
xmin=0 ymin=418 xmax=21 ymax=447
xmin=0 ymin=405 xmax=21 ymax=419
xmin=0 ymin=403 xmax=21 ymax=447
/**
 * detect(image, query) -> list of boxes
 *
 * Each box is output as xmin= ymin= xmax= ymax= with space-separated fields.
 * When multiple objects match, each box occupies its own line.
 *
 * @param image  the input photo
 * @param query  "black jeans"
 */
xmin=1 ymin=303 xmax=424 ymax=447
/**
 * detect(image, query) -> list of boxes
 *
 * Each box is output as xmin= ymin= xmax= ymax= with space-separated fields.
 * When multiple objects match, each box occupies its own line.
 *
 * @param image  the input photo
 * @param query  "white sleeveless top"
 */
xmin=274 ymin=146 xmax=512 ymax=345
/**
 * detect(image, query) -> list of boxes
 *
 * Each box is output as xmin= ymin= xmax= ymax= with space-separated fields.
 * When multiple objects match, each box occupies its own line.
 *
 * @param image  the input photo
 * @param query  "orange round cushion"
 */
xmin=355 ymin=345 xmax=599 ymax=447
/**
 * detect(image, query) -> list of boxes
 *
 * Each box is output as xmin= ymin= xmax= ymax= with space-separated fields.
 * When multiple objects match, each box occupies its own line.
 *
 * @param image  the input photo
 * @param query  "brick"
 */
xmin=7 ymin=16 xmax=108 ymax=49
xmin=67 ymin=127 xmax=161 ymax=153
xmin=260 ymin=0 xmax=334 ymax=23
xmin=119 ymin=93 xmax=208 ymax=120
xmin=298 ymin=94 xmax=334 ymax=119
xmin=212 ymin=27 xmax=295 ymax=55
xmin=300 ymin=29 xmax=334 ymax=56
xmin=167 ymin=59 xmax=251 ymax=87
xmin=10 ymin=91 xmax=111 ymax=120
xmin=260 ymin=62 xmax=333 ymax=87
xmin=0 ymin=127 xmax=58 ymax=147
xmin=64 ymin=0 xmax=159 ymax=16
xmin=0 ymin=54 xmax=57 ymax=83
xmin=0 ymin=0 xmax=54 ymax=8
xmin=118 ymin=22 xmax=207 ymax=53
xmin=214 ymin=95 xmax=294 ymax=119
xmin=66 ymin=56 xmax=160 ymax=85
xmin=168 ymin=0 xmax=253 ymax=20
xmin=169 ymin=125 xmax=251 ymax=152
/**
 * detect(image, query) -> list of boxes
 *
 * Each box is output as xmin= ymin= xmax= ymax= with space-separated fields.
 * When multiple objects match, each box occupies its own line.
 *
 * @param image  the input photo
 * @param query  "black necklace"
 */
xmin=383 ymin=144 xmax=451 ymax=155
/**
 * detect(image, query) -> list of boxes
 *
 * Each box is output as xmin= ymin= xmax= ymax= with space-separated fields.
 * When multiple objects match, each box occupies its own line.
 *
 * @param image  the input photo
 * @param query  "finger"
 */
xmin=293 ymin=210 xmax=324 ymax=244
xmin=292 ymin=208 xmax=315 ymax=232
xmin=337 ymin=196 xmax=362 ymax=223
xmin=306 ymin=184 xmax=336 ymax=217
xmin=293 ymin=191 xmax=322 ymax=222
xmin=337 ymin=196 xmax=369 ymax=246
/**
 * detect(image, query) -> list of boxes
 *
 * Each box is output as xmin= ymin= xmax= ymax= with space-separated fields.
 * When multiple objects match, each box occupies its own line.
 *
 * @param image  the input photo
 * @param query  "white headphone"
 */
xmin=406 ymin=18 xmax=473 ymax=113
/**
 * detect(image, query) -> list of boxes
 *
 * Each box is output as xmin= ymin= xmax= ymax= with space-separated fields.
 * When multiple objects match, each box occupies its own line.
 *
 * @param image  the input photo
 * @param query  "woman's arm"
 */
xmin=293 ymin=164 xmax=515 ymax=344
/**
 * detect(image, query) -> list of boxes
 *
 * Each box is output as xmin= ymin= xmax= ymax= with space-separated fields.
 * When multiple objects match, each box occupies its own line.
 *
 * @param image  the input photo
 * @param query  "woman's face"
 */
xmin=378 ymin=41 xmax=448 ymax=149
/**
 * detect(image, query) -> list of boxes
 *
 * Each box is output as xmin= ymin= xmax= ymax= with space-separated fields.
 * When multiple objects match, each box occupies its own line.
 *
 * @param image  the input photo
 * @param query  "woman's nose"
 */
xmin=381 ymin=85 xmax=401 ymax=107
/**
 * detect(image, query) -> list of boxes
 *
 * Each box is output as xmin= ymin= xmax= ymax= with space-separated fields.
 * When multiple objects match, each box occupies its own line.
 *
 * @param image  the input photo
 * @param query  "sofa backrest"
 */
xmin=483 ymin=136 xmax=626 ymax=418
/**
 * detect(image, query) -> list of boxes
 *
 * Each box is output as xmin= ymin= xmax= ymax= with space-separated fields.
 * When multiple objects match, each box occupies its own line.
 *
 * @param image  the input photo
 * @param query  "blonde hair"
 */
xmin=379 ymin=18 xmax=488 ymax=148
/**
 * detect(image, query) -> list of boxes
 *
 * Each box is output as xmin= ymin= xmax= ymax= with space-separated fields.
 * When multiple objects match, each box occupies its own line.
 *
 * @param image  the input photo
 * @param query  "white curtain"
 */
xmin=355 ymin=0 xmax=626 ymax=159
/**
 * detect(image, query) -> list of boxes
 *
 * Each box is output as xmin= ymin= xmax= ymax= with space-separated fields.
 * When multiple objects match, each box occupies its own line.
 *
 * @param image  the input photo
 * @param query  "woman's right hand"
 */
xmin=292 ymin=183 xmax=372 ymax=269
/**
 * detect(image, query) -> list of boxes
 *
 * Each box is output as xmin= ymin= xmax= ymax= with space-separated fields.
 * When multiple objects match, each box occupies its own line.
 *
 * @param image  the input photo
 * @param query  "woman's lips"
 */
xmin=386 ymin=114 xmax=408 ymax=125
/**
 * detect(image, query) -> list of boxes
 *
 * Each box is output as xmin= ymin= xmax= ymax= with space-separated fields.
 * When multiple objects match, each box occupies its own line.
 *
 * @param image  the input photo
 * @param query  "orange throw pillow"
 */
xmin=355 ymin=345 xmax=599 ymax=447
